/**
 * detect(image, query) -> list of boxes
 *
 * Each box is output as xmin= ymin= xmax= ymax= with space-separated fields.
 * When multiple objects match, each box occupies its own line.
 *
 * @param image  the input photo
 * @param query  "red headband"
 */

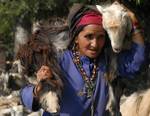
xmin=77 ymin=11 xmax=102 ymax=27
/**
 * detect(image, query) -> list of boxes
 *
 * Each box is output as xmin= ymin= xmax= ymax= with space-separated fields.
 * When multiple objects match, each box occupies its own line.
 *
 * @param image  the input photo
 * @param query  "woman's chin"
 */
xmin=88 ymin=51 xmax=99 ymax=58
xmin=87 ymin=53 xmax=98 ymax=59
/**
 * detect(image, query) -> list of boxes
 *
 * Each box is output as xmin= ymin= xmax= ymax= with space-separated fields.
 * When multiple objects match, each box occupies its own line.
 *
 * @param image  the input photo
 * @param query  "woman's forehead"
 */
xmin=82 ymin=24 xmax=105 ymax=33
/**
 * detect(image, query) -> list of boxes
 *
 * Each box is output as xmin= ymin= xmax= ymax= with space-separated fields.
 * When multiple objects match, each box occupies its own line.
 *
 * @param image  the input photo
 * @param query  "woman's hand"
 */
xmin=126 ymin=9 xmax=138 ymax=25
xmin=33 ymin=65 xmax=53 ymax=97
xmin=36 ymin=65 xmax=53 ymax=82
xmin=121 ymin=4 xmax=139 ymax=24
xmin=122 ymin=4 xmax=144 ymax=45
xmin=128 ymin=11 xmax=144 ymax=45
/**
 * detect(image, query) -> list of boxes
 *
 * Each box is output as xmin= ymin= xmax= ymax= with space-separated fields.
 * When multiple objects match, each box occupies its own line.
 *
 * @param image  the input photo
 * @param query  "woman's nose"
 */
xmin=91 ymin=39 xmax=97 ymax=47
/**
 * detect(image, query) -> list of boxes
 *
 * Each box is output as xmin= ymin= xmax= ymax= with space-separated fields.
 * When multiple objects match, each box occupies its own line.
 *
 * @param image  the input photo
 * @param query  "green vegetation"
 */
xmin=0 ymin=0 xmax=69 ymax=51
xmin=0 ymin=0 xmax=146 ymax=52
xmin=132 ymin=0 xmax=144 ymax=4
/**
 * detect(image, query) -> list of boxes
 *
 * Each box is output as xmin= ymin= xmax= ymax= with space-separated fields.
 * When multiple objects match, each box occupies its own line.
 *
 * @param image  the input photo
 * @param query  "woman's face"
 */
xmin=75 ymin=24 xmax=105 ymax=58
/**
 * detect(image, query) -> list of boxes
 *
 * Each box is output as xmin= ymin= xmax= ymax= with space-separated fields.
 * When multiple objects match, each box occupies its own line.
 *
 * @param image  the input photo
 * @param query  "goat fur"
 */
xmin=120 ymin=88 xmax=150 ymax=116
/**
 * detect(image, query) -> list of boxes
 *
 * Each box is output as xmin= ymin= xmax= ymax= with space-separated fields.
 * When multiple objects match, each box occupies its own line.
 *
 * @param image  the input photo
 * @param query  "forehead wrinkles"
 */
xmin=83 ymin=25 xmax=105 ymax=34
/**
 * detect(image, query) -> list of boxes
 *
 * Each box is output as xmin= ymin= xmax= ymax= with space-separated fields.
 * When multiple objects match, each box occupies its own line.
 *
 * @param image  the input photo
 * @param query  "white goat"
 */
xmin=96 ymin=1 xmax=132 ymax=53
xmin=95 ymin=2 xmax=133 ymax=115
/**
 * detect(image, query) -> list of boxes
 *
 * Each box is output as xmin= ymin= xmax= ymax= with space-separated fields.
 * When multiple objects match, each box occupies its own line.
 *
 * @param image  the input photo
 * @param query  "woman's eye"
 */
xmin=85 ymin=34 xmax=93 ymax=40
xmin=97 ymin=35 xmax=105 ymax=40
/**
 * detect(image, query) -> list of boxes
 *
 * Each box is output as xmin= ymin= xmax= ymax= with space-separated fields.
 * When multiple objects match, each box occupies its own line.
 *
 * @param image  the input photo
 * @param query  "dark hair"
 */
xmin=68 ymin=6 xmax=89 ymax=38
xmin=68 ymin=25 xmax=84 ymax=49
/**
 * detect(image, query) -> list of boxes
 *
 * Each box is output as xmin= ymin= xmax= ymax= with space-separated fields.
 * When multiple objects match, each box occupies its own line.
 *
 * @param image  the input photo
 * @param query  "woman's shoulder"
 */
xmin=59 ymin=49 xmax=72 ymax=58
xmin=58 ymin=50 xmax=72 ymax=63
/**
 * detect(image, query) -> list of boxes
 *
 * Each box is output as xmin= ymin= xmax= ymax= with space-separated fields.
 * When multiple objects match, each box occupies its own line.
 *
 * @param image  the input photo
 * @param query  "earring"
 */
xmin=72 ymin=42 xmax=77 ymax=51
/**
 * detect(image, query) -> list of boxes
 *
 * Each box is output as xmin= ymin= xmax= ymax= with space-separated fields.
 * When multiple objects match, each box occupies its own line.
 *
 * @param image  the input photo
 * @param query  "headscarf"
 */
xmin=77 ymin=11 xmax=102 ymax=27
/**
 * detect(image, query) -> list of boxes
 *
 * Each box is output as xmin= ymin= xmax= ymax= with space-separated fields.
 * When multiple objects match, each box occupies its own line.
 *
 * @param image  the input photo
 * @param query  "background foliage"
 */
xmin=0 ymin=0 xmax=148 ymax=53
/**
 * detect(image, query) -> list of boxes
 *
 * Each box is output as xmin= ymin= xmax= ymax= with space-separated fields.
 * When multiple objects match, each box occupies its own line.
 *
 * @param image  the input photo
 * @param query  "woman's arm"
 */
xmin=118 ymin=10 xmax=145 ymax=77
xmin=20 ymin=84 xmax=40 ymax=111
xmin=118 ymin=42 xmax=145 ymax=77
xmin=129 ymin=10 xmax=144 ymax=45
xmin=20 ymin=65 xmax=53 ymax=111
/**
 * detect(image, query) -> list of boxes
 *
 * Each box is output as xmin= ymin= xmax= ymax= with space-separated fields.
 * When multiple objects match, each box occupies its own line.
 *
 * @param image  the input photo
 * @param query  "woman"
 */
xmin=20 ymin=4 xmax=145 ymax=116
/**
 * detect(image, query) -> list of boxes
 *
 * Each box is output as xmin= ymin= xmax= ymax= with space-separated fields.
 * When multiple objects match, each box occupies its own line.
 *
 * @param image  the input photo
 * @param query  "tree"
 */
xmin=0 ymin=0 xmax=69 ymax=54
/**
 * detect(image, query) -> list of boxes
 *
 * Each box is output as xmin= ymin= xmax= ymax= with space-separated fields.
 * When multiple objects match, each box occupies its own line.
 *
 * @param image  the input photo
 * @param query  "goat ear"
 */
xmin=113 ymin=1 xmax=120 ymax=5
xmin=122 ymin=13 xmax=132 ymax=35
xmin=96 ymin=5 xmax=105 ymax=14
xmin=124 ymin=14 xmax=132 ymax=35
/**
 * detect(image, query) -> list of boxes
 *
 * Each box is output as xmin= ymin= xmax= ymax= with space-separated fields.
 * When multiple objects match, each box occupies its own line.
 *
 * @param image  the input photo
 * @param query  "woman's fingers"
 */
xmin=121 ymin=4 xmax=138 ymax=24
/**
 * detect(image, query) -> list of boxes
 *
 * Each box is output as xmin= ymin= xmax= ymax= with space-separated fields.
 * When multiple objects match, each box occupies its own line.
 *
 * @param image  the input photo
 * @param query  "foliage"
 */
xmin=0 ymin=0 xmax=147 ymax=52
xmin=130 ymin=0 xmax=144 ymax=5
xmin=0 ymin=0 xmax=69 ymax=51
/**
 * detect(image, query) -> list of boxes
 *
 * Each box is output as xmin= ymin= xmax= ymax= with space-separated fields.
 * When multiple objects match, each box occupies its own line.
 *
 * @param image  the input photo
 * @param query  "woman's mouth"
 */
xmin=90 ymin=50 xmax=97 ymax=55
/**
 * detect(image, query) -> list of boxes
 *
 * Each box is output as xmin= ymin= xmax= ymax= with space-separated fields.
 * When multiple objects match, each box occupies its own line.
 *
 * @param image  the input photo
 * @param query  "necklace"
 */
xmin=72 ymin=49 xmax=98 ymax=98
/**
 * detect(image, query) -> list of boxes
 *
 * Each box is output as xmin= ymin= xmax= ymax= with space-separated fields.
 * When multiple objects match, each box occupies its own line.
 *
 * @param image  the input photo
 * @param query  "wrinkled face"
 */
xmin=76 ymin=24 xmax=105 ymax=58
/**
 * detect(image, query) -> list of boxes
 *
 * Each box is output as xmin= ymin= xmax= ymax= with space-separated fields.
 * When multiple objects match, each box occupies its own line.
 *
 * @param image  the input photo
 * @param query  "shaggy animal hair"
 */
xmin=120 ymin=89 xmax=150 ymax=116
xmin=38 ymin=79 xmax=61 ymax=114
xmin=104 ymin=47 xmax=123 ymax=116
xmin=16 ymin=25 xmax=67 ymax=113
xmin=16 ymin=25 xmax=68 ymax=77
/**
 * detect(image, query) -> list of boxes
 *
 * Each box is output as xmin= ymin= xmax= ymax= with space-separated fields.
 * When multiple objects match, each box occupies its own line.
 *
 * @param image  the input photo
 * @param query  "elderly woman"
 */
xmin=20 ymin=4 xmax=145 ymax=116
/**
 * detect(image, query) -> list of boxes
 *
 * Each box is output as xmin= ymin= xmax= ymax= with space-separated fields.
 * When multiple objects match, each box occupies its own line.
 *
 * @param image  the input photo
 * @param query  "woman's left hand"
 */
xmin=36 ymin=65 xmax=53 ymax=82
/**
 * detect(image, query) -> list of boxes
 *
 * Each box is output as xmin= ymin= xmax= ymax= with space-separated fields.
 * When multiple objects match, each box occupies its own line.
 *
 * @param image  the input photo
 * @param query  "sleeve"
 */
xmin=20 ymin=84 xmax=40 ymax=111
xmin=118 ymin=42 xmax=145 ymax=78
